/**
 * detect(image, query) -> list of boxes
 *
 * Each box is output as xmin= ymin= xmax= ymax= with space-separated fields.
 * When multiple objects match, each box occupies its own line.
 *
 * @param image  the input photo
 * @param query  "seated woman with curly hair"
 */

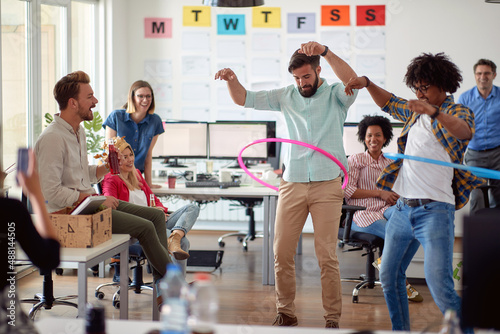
xmin=344 ymin=115 xmax=422 ymax=302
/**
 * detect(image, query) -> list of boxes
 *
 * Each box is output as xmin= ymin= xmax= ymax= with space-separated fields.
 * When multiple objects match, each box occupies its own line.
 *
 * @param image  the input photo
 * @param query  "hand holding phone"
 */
xmin=16 ymin=148 xmax=41 ymax=195
xmin=17 ymin=148 xmax=29 ymax=174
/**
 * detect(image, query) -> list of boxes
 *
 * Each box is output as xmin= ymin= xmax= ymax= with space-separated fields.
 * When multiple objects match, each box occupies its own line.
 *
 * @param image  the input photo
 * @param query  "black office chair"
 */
xmin=217 ymin=198 xmax=263 ymax=251
xmin=338 ymin=204 xmax=384 ymax=303
xmin=19 ymin=270 xmax=79 ymax=319
xmin=19 ymin=194 xmax=79 ymax=319
xmin=94 ymin=241 xmax=153 ymax=309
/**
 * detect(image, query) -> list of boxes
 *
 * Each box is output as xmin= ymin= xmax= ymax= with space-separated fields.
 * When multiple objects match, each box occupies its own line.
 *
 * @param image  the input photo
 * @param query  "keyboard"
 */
xmin=185 ymin=181 xmax=240 ymax=188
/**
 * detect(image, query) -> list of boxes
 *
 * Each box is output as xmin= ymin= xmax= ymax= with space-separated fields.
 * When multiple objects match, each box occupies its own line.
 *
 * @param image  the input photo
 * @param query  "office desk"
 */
xmin=17 ymin=234 xmax=130 ymax=319
xmin=154 ymin=184 xmax=278 ymax=285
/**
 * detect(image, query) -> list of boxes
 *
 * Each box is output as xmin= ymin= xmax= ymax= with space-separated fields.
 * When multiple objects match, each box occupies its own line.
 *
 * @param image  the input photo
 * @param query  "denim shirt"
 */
xmin=245 ymin=79 xmax=357 ymax=183
xmin=457 ymin=85 xmax=500 ymax=151
xmin=103 ymin=109 xmax=164 ymax=171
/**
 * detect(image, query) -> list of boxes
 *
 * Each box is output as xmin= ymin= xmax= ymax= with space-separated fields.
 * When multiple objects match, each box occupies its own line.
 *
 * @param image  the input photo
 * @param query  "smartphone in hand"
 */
xmin=17 ymin=148 xmax=29 ymax=174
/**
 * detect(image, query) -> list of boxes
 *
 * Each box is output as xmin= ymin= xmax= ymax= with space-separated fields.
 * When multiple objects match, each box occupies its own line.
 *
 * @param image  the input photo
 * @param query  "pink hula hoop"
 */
xmin=238 ymin=138 xmax=348 ymax=192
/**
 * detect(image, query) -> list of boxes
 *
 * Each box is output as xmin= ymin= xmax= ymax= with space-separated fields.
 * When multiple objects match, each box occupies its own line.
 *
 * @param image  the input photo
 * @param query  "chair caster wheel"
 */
xmin=113 ymin=300 xmax=120 ymax=309
xmin=243 ymin=245 xmax=248 ymax=252
xmin=55 ymin=268 xmax=63 ymax=275
xmin=352 ymin=295 xmax=358 ymax=303
xmin=218 ymin=241 xmax=225 ymax=248
xmin=237 ymin=236 xmax=243 ymax=243
xmin=95 ymin=291 xmax=105 ymax=299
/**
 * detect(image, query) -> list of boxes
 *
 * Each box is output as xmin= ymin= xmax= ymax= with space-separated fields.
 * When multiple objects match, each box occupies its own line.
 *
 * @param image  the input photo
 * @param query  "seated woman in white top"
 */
xmin=102 ymin=137 xmax=199 ymax=264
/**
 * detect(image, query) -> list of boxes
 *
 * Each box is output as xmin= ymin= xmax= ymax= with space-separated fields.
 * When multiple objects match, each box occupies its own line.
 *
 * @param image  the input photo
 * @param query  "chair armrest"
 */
xmin=341 ymin=204 xmax=366 ymax=243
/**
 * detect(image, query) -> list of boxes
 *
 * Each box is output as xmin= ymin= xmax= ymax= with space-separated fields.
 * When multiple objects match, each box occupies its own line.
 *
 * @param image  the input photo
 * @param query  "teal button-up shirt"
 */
xmin=245 ymin=79 xmax=357 ymax=183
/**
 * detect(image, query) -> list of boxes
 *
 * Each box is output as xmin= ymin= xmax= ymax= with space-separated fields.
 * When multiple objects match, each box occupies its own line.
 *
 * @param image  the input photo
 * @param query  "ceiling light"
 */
xmin=203 ymin=0 xmax=264 ymax=7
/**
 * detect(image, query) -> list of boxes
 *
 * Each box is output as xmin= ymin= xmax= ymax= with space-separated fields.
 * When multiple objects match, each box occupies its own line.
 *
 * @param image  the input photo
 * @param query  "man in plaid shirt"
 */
xmin=345 ymin=53 xmax=486 ymax=331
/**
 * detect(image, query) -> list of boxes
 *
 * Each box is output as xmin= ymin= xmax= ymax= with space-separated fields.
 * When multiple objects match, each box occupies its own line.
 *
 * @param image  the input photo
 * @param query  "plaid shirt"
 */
xmin=376 ymin=94 xmax=486 ymax=210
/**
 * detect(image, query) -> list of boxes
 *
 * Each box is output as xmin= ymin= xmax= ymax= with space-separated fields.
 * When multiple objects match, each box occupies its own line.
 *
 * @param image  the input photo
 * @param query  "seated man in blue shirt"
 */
xmin=458 ymin=59 xmax=500 ymax=213
xmin=215 ymin=41 xmax=359 ymax=328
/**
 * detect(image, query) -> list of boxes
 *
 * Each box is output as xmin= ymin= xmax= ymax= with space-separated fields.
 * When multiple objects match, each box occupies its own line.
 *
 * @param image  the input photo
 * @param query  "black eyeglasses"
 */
xmin=410 ymin=84 xmax=430 ymax=95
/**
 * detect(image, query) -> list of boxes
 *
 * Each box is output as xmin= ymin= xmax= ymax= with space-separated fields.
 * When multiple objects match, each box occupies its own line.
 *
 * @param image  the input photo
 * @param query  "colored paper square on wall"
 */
xmin=183 ymin=6 xmax=211 ymax=27
xmin=357 ymin=5 xmax=385 ymax=26
xmin=321 ymin=6 xmax=350 ymax=26
xmin=287 ymin=13 xmax=315 ymax=34
xmin=218 ymin=14 xmax=245 ymax=35
xmin=252 ymin=7 xmax=281 ymax=28
xmin=144 ymin=18 xmax=172 ymax=38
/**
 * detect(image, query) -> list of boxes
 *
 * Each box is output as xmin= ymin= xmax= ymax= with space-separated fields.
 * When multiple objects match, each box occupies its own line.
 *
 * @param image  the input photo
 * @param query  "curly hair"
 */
xmin=404 ymin=52 xmax=462 ymax=94
xmin=357 ymin=115 xmax=393 ymax=151
xmin=288 ymin=49 xmax=321 ymax=73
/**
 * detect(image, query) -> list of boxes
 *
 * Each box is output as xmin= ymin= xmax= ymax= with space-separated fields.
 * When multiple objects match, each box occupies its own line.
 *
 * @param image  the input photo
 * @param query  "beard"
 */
xmin=298 ymin=73 xmax=319 ymax=98
xmin=78 ymin=107 xmax=94 ymax=121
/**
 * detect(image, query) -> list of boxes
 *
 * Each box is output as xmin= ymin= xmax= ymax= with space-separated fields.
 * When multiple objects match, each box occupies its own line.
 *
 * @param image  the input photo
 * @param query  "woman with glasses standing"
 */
xmin=103 ymin=80 xmax=164 ymax=188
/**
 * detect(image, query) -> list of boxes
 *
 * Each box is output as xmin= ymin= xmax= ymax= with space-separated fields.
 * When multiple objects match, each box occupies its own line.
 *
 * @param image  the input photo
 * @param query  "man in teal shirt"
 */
xmin=215 ymin=41 xmax=359 ymax=328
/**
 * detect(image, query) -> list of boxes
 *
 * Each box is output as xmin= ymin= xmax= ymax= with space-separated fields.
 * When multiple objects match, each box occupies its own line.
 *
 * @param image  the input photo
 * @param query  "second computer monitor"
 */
xmin=208 ymin=122 xmax=269 ymax=160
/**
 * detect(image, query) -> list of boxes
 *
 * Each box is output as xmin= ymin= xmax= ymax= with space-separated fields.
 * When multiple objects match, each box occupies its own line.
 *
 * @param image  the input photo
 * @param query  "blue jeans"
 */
xmin=380 ymin=199 xmax=460 ymax=330
xmin=166 ymin=203 xmax=199 ymax=276
xmin=350 ymin=205 xmax=395 ymax=239
xmin=166 ymin=203 xmax=199 ymax=235
xmin=351 ymin=218 xmax=387 ymax=239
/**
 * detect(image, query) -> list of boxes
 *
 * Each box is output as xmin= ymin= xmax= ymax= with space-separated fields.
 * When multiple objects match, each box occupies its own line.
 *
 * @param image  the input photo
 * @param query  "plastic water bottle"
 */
xmin=188 ymin=273 xmax=219 ymax=334
xmin=160 ymin=264 xmax=189 ymax=334
xmin=439 ymin=309 xmax=462 ymax=334
xmin=85 ymin=302 xmax=106 ymax=334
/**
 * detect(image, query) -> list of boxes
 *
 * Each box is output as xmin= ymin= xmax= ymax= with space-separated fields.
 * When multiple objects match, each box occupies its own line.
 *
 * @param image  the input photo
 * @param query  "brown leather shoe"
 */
xmin=167 ymin=233 xmax=190 ymax=260
xmin=325 ymin=320 xmax=339 ymax=328
xmin=272 ymin=313 xmax=298 ymax=326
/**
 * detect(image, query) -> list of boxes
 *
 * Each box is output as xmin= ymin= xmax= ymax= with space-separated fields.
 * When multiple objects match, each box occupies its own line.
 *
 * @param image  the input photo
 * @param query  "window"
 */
xmin=1 ymin=0 xmax=27 ymax=178
xmin=71 ymin=1 xmax=96 ymax=77
xmin=0 ymin=0 xmax=99 ymax=198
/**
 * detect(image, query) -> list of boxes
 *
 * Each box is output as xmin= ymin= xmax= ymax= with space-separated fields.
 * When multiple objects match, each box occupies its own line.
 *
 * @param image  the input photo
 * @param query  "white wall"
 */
xmin=104 ymin=0 xmax=500 ymax=120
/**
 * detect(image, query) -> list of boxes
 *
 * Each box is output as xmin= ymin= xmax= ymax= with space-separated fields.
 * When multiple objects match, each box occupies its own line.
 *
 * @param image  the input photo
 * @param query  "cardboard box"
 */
xmin=50 ymin=208 xmax=112 ymax=248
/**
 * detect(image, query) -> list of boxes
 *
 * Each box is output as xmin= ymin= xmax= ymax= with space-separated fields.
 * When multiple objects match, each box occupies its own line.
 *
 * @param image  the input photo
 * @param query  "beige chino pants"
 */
xmin=274 ymin=178 xmax=343 ymax=322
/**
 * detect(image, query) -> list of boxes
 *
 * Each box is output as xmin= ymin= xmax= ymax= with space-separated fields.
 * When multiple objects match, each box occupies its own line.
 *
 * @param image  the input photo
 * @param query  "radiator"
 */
xmin=159 ymin=196 xmax=264 ymax=222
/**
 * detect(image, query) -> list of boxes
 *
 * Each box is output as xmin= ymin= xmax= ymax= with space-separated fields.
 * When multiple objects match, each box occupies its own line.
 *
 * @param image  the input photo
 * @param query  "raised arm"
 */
xmin=345 ymin=76 xmax=392 ymax=108
xmin=299 ymin=41 xmax=357 ymax=85
xmin=407 ymin=100 xmax=472 ymax=140
xmin=214 ymin=68 xmax=247 ymax=106
xmin=17 ymin=150 xmax=57 ymax=240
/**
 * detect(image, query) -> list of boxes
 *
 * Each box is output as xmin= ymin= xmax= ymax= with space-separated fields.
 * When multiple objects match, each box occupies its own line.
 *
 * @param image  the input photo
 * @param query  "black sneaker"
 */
xmin=272 ymin=313 xmax=298 ymax=326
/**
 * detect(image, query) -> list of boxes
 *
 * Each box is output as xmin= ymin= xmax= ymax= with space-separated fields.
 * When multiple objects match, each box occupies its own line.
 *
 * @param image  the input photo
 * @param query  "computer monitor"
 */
xmin=152 ymin=122 xmax=208 ymax=166
xmin=208 ymin=121 xmax=272 ymax=162
xmin=462 ymin=211 xmax=500 ymax=330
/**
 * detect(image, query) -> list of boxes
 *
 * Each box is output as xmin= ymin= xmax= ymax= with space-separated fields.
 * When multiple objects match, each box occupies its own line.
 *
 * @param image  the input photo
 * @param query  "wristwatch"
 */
xmin=430 ymin=105 xmax=440 ymax=119
xmin=320 ymin=45 xmax=329 ymax=57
